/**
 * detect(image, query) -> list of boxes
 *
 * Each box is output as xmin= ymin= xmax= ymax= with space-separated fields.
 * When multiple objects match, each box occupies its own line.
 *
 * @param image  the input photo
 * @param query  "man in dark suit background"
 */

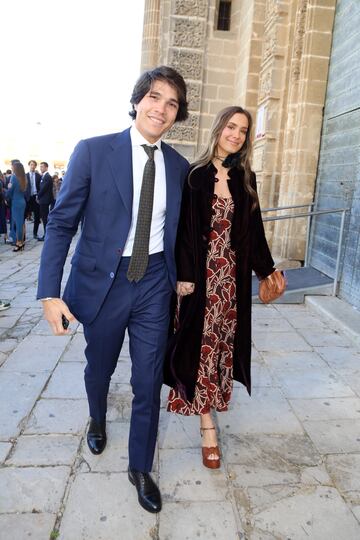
xmin=37 ymin=161 xmax=54 ymax=240
xmin=37 ymin=66 xmax=189 ymax=513
xmin=26 ymin=160 xmax=42 ymax=239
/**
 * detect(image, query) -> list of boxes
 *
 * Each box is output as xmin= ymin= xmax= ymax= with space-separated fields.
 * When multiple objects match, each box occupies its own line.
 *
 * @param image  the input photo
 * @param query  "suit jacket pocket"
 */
xmin=71 ymin=252 xmax=96 ymax=272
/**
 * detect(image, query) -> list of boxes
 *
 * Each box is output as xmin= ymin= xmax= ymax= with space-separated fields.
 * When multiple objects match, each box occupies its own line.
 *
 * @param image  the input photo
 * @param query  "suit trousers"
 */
xmin=27 ymin=195 xmax=41 ymax=236
xmin=83 ymin=252 xmax=172 ymax=472
xmin=39 ymin=203 xmax=50 ymax=234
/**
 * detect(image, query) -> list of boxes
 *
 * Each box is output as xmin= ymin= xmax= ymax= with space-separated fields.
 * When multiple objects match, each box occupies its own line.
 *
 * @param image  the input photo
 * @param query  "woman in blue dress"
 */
xmin=7 ymin=162 xmax=27 ymax=251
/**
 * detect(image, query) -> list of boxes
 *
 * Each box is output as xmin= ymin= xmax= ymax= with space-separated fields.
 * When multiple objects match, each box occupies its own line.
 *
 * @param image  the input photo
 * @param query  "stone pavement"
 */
xmin=1 ymin=225 xmax=360 ymax=540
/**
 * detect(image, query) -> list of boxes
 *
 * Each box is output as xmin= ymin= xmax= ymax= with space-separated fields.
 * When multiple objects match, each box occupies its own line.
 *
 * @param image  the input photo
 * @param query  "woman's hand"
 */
xmin=177 ymin=281 xmax=195 ymax=296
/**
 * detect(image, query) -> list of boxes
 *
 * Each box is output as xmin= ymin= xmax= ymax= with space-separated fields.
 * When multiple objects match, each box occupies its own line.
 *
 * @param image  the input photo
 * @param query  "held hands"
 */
xmin=41 ymin=298 xmax=76 ymax=335
xmin=177 ymin=281 xmax=195 ymax=296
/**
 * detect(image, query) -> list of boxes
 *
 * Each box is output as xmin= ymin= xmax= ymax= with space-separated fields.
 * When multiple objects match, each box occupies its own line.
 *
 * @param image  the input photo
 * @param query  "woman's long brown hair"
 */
xmin=190 ymin=105 xmax=258 ymax=210
xmin=13 ymin=162 xmax=27 ymax=192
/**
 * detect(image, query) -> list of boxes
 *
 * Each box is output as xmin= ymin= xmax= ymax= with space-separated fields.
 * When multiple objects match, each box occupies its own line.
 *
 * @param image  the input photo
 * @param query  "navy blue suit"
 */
xmin=37 ymin=128 xmax=189 ymax=471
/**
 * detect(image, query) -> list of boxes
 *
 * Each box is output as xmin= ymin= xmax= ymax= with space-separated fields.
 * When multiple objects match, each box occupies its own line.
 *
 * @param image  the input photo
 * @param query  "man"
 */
xmin=37 ymin=161 xmax=54 ymax=240
xmin=37 ymin=66 xmax=189 ymax=513
xmin=26 ymin=160 xmax=42 ymax=238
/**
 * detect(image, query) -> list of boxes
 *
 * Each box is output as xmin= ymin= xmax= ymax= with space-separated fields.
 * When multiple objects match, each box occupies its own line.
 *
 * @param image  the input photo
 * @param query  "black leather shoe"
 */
xmin=128 ymin=467 xmax=162 ymax=513
xmin=87 ymin=418 xmax=106 ymax=455
xmin=37 ymin=236 xmax=44 ymax=242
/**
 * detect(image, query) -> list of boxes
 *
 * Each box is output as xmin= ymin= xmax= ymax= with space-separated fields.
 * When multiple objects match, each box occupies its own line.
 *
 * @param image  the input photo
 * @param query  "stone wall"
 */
xmin=140 ymin=0 xmax=337 ymax=259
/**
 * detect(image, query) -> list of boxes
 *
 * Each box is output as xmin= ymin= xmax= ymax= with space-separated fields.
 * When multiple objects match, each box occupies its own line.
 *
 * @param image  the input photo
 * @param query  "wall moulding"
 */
xmin=171 ymin=17 xmax=206 ymax=49
xmin=169 ymin=48 xmax=204 ymax=80
xmin=174 ymin=0 xmax=208 ymax=18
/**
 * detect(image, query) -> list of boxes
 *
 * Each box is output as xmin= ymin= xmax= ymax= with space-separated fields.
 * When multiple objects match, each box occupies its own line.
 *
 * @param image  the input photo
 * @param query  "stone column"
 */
xmin=141 ymin=0 xmax=161 ymax=71
xmin=163 ymin=0 xmax=208 ymax=161
xmin=272 ymin=0 xmax=336 ymax=260
xmin=252 ymin=0 xmax=291 ymax=212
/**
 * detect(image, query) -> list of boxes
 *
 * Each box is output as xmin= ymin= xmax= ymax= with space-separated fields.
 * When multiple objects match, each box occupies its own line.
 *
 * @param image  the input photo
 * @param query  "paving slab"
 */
xmin=160 ymin=448 xmax=228 ymax=502
xmin=299 ymin=328 xmax=353 ymax=348
xmin=60 ymin=332 xmax=87 ymax=362
xmin=225 ymin=431 xmax=320 ymax=464
xmin=58 ymin=472 xmax=156 ymax=540
xmin=0 ymin=513 xmax=56 ymax=540
xmin=252 ymin=317 xmax=293 ymax=332
xmin=1 ymin=334 xmax=70 ymax=373
xmin=303 ymin=419 xmax=360 ymax=454
xmin=107 ymin=384 xmax=133 ymax=422
xmin=0 ymin=371 xmax=50 ymax=439
xmin=261 ymin=350 xmax=328 ymax=370
xmin=289 ymin=397 xmax=360 ymax=421
xmin=326 ymin=454 xmax=360 ymax=503
xmin=251 ymin=486 xmax=360 ymax=540
xmin=7 ymin=434 xmax=80 ymax=466
xmin=0 ymin=466 xmax=69 ymax=513
xmin=217 ymin=386 xmax=303 ymax=435
xmin=316 ymin=346 xmax=360 ymax=370
xmin=158 ymin=410 xmax=201 ymax=449
xmin=0 ymin=308 xmax=26 ymax=328
xmin=252 ymin=330 xmax=312 ymax=352
xmin=159 ymin=501 xmax=241 ymax=539
xmin=43 ymin=361 xmax=86 ymax=398
xmin=275 ymin=367 xmax=355 ymax=399
xmin=24 ymin=398 xmax=88 ymax=435
xmin=0 ymin=442 xmax=11 ymax=463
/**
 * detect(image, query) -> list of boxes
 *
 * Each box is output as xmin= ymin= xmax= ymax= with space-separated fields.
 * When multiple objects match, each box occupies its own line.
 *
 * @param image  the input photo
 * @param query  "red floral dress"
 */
xmin=168 ymin=195 xmax=237 ymax=415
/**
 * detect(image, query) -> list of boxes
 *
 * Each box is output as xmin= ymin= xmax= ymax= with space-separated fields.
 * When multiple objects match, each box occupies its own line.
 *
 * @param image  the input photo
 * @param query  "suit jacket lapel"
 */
xmin=107 ymin=128 xmax=133 ymax=216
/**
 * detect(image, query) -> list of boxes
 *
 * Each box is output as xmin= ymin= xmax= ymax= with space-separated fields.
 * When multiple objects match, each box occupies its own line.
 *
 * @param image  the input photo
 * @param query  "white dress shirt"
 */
xmin=122 ymin=125 xmax=167 ymax=256
xmin=30 ymin=172 xmax=37 ymax=196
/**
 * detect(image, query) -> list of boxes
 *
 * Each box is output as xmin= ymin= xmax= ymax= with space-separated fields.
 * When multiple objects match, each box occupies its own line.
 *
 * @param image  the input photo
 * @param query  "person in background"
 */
xmin=6 ymin=161 xmax=27 ymax=251
xmin=37 ymin=162 xmax=54 ymax=241
xmin=26 ymin=160 xmax=42 ymax=239
xmin=0 ymin=171 xmax=8 ymax=243
xmin=50 ymin=173 xmax=62 ymax=210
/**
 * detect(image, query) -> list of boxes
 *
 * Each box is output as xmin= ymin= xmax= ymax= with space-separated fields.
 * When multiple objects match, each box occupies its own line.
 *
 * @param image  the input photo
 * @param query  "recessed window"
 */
xmin=217 ymin=1 xmax=231 ymax=31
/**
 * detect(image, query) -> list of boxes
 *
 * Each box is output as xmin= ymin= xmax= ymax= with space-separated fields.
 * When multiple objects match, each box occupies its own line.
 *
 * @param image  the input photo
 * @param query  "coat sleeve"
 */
xmin=250 ymin=173 xmax=275 ymax=280
xmin=175 ymin=179 xmax=196 ymax=283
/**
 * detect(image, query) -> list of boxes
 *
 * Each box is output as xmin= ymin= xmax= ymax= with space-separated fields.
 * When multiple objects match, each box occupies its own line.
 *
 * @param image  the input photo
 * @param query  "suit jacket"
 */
xmin=37 ymin=128 xmax=189 ymax=325
xmin=26 ymin=171 xmax=42 ymax=201
xmin=37 ymin=172 xmax=54 ymax=205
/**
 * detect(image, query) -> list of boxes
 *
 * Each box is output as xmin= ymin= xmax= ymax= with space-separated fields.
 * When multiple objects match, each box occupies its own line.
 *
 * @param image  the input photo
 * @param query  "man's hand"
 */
xmin=41 ymin=298 xmax=76 ymax=335
xmin=177 ymin=281 xmax=195 ymax=296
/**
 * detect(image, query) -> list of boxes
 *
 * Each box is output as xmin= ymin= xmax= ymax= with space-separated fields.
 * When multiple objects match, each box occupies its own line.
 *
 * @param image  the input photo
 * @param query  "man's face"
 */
xmin=29 ymin=162 xmax=36 ymax=172
xmin=134 ymin=79 xmax=179 ymax=143
xmin=40 ymin=163 xmax=47 ymax=174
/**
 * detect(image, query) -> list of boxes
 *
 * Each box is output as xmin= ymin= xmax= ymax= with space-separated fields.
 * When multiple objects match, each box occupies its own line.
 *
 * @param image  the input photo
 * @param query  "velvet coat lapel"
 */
xmin=164 ymin=163 xmax=275 ymax=401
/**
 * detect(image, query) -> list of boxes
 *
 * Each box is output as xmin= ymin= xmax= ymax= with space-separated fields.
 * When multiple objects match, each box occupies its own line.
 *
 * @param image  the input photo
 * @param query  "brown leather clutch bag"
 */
xmin=258 ymin=270 xmax=287 ymax=303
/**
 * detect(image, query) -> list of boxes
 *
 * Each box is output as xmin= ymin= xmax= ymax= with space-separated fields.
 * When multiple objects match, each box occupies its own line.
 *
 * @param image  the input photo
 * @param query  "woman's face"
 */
xmin=216 ymin=113 xmax=249 ymax=158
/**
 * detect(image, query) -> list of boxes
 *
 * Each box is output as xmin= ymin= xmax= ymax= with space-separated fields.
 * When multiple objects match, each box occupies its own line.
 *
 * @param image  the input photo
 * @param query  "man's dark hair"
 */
xmin=28 ymin=159 xmax=37 ymax=166
xmin=40 ymin=161 xmax=49 ymax=168
xmin=129 ymin=65 xmax=188 ymax=122
xmin=6 ymin=170 xmax=11 ymax=175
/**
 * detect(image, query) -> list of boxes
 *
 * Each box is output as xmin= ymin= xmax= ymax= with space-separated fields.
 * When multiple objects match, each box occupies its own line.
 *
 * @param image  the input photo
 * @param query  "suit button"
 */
xmin=110 ymin=272 xmax=115 ymax=279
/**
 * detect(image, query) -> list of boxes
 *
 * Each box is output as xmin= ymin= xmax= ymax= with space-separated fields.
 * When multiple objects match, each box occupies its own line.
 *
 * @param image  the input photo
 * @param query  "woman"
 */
xmin=6 ymin=162 xmax=27 ymax=251
xmin=50 ymin=174 xmax=61 ymax=210
xmin=165 ymin=106 xmax=282 ymax=469
xmin=0 ymin=171 xmax=8 ymax=243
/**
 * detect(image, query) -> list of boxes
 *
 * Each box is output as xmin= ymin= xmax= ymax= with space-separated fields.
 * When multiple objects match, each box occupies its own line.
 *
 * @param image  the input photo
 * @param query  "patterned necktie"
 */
xmin=127 ymin=144 xmax=157 ymax=282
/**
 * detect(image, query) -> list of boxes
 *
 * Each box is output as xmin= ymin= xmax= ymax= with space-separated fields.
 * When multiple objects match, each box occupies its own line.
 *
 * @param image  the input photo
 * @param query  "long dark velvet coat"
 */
xmin=164 ymin=162 xmax=275 ymax=401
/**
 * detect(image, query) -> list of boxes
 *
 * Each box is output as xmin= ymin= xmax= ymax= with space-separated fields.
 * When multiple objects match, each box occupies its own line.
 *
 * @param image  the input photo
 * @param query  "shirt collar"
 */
xmin=130 ymin=124 xmax=162 ymax=150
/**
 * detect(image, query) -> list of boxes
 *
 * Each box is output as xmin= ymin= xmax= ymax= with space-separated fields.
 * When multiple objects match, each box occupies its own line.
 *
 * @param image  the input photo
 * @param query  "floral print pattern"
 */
xmin=168 ymin=195 xmax=237 ymax=415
